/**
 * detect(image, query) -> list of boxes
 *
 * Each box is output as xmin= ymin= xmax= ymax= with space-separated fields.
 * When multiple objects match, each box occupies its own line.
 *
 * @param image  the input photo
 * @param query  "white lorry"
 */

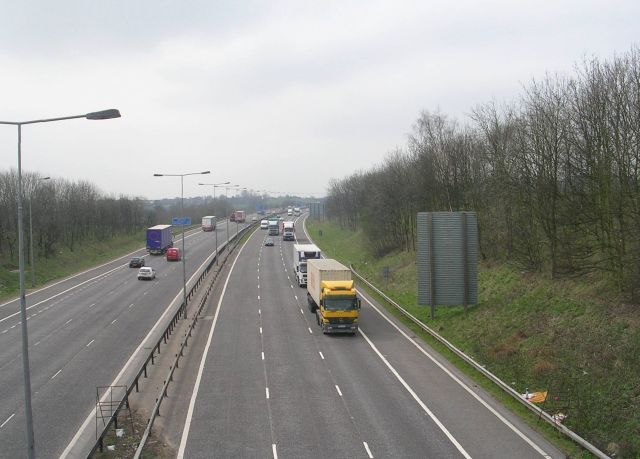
xmin=201 ymin=216 xmax=216 ymax=231
xmin=293 ymin=243 xmax=321 ymax=286
xmin=294 ymin=207 xmax=301 ymax=216
xmin=282 ymin=221 xmax=295 ymax=241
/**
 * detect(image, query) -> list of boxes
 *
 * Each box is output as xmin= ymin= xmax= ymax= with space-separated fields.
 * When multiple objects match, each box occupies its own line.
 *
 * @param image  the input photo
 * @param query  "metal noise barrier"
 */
xmin=89 ymin=222 xmax=258 ymax=457
xmin=349 ymin=265 xmax=610 ymax=459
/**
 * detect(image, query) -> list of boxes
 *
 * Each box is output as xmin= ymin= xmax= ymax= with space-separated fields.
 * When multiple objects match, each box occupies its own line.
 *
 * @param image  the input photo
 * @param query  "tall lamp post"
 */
xmin=29 ymin=176 xmax=50 ymax=287
xmin=224 ymin=184 xmax=239 ymax=249
xmin=198 ymin=181 xmax=230 ymax=265
xmin=153 ymin=171 xmax=210 ymax=318
xmin=0 ymin=108 xmax=121 ymax=459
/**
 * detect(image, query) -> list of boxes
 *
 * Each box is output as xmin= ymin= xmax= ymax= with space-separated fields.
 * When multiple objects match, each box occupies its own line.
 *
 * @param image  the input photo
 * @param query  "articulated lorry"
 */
xmin=201 ymin=216 xmax=216 ymax=231
xmin=293 ymin=243 xmax=321 ymax=286
xmin=306 ymin=259 xmax=360 ymax=334
xmin=146 ymin=225 xmax=173 ymax=255
xmin=282 ymin=221 xmax=295 ymax=241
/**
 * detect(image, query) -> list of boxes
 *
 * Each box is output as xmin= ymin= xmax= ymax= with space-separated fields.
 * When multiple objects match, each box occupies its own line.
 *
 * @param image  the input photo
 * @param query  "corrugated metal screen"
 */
xmin=417 ymin=212 xmax=478 ymax=306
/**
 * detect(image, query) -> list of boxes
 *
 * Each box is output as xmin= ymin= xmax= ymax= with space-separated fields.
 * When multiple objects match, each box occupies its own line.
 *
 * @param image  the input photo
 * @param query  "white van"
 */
xmin=260 ymin=219 xmax=268 ymax=230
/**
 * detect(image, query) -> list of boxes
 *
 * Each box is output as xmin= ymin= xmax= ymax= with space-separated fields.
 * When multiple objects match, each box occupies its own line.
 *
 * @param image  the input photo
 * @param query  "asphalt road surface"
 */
xmin=177 ymin=215 xmax=564 ymax=459
xmin=0 ymin=218 xmax=248 ymax=458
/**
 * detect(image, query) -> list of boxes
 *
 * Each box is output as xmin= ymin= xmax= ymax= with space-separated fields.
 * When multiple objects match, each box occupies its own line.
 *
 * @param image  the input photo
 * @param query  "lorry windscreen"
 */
xmin=323 ymin=296 xmax=358 ymax=311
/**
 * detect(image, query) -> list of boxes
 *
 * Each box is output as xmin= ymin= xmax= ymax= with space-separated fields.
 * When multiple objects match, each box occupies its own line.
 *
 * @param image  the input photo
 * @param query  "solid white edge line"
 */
xmin=51 ymin=369 xmax=62 ymax=380
xmin=363 ymin=441 xmax=374 ymax=458
xmin=360 ymin=294 xmax=552 ymax=458
xmin=86 ymin=340 xmax=95 ymax=347
xmin=359 ymin=328 xmax=472 ymax=459
xmin=1 ymin=413 xmax=15 ymax=429
xmin=176 ymin=234 xmax=251 ymax=458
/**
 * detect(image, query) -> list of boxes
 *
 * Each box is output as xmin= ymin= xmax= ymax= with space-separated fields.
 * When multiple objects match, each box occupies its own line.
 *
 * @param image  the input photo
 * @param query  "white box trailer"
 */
xmin=293 ymin=243 xmax=321 ymax=286
xmin=306 ymin=259 xmax=351 ymax=306
xmin=202 ymin=216 xmax=216 ymax=231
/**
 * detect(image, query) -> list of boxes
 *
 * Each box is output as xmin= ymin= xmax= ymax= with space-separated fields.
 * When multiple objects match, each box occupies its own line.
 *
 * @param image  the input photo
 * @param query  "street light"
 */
xmin=198 ymin=181 xmax=230 ymax=265
xmin=224 ymin=184 xmax=239 ymax=250
xmin=0 ymin=108 xmax=121 ymax=459
xmin=153 ymin=171 xmax=210 ymax=319
xmin=29 ymin=176 xmax=50 ymax=287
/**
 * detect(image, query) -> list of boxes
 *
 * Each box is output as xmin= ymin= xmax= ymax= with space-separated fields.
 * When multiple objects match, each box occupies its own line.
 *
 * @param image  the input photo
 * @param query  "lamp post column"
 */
xmin=17 ymin=124 xmax=35 ymax=459
xmin=181 ymin=176 xmax=187 ymax=318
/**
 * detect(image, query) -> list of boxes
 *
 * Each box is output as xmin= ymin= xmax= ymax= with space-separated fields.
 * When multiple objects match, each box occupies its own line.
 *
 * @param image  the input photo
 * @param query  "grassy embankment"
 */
xmin=306 ymin=219 xmax=640 ymax=459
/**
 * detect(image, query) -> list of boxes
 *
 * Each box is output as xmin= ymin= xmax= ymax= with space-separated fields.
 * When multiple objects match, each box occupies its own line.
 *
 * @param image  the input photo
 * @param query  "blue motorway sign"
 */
xmin=172 ymin=217 xmax=191 ymax=226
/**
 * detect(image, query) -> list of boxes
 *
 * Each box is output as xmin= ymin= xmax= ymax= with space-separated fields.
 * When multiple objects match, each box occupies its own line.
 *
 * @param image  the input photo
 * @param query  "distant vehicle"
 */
xmin=306 ymin=259 xmax=360 ymax=334
xmin=287 ymin=208 xmax=293 ymax=216
xmin=251 ymin=216 xmax=258 ymax=222
xmin=260 ymin=219 xmax=269 ymax=230
xmin=202 ymin=216 xmax=216 ymax=232
xmin=230 ymin=212 xmax=236 ymax=222
xmin=166 ymin=247 xmax=181 ymax=261
xmin=283 ymin=221 xmax=295 ymax=241
xmin=264 ymin=237 xmax=274 ymax=246
xmin=233 ymin=210 xmax=246 ymax=223
xmin=294 ymin=207 xmax=301 ymax=216
xmin=268 ymin=219 xmax=279 ymax=236
xmin=137 ymin=267 xmax=156 ymax=280
xmin=129 ymin=256 xmax=145 ymax=268
xmin=293 ymin=243 xmax=321 ymax=286
xmin=146 ymin=225 xmax=173 ymax=255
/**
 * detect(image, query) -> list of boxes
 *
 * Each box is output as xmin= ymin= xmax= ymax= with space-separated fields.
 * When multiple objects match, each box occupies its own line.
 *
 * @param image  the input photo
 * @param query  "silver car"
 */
xmin=137 ymin=267 xmax=156 ymax=280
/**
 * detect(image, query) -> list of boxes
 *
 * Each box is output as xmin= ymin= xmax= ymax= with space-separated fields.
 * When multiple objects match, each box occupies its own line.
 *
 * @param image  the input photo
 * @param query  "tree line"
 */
xmin=327 ymin=46 xmax=640 ymax=299
xmin=0 ymin=170 xmax=304 ymax=267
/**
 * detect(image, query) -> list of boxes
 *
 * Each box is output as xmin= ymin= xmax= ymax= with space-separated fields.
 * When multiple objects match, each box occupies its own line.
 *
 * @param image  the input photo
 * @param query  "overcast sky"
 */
xmin=0 ymin=0 xmax=638 ymax=200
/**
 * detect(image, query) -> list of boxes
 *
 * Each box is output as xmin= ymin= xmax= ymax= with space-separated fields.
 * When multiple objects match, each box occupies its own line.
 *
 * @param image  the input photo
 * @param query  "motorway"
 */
xmin=0 ymin=218 xmax=249 ymax=458
xmin=176 ymin=215 xmax=564 ymax=459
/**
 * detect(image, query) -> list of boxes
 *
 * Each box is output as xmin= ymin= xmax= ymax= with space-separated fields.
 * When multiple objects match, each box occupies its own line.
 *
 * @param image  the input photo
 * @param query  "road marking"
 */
xmin=363 ymin=441 xmax=374 ymax=458
xmin=319 ymin=351 xmax=325 ymax=360
xmin=290 ymin=285 xmax=294 ymax=289
xmin=1 ymin=329 xmax=7 ymax=334
xmin=359 ymin=328 xmax=471 ymax=458
xmin=300 ymin=309 xmax=304 ymax=314
xmin=272 ymin=444 xmax=278 ymax=459
xmin=111 ymin=319 xmax=117 ymax=325
xmin=86 ymin=339 xmax=95 ymax=347
xmin=359 ymin=294 xmax=552 ymax=458
xmin=262 ymin=352 xmax=265 ymax=360
xmin=0 ymin=413 xmax=15 ymax=429
xmin=294 ymin=295 xmax=298 ymax=300
xmin=34 ymin=340 xmax=41 ymax=346
xmin=258 ymin=284 xmax=260 ymax=289
xmin=88 ymin=303 xmax=96 ymax=308
xmin=258 ymin=295 xmax=260 ymax=300
xmin=32 ymin=313 xmax=38 ymax=317
xmin=266 ymin=387 xmax=270 ymax=399
xmin=259 ymin=309 xmax=261 ymax=315
xmin=10 ymin=325 xmax=16 ymax=329
xmin=65 ymin=319 xmax=73 ymax=325
xmin=260 ymin=327 xmax=262 ymax=334
xmin=335 ymin=385 xmax=342 ymax=396
xmin=129 ymin=303 xmax=134 ymax=308
xmin=51 ymin=369 xmax=62 ymax=380
xmin=308 ymin=327 xmax=313 ymax=334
